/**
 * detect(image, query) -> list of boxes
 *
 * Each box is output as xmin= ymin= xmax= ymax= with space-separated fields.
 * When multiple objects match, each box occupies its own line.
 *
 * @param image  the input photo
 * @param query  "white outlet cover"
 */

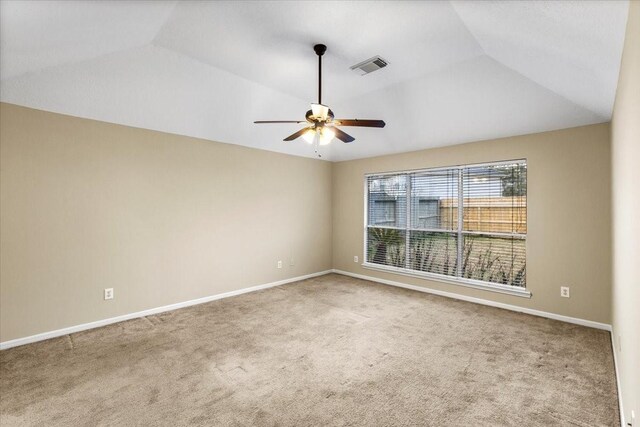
xmin=560 ymin=286 xmax=570 ymax=298
xmin=104 ymin=288 xmax=114 ymax=300
xmin=354 ymin=256 xmax=359 ymax=263
xmin=277 ymin=261 xmax=282 ymax=269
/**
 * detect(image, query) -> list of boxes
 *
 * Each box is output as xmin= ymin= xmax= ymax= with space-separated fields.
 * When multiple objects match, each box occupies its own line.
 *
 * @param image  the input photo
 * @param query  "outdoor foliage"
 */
xmin=368 ymin=228 xmax=526 ymax=287
xmin=499 ymin=163 xmax=527 ymax=197
xmin=410 ymin=231 xmax=457 ymax=276
xmin=461 ymin=236 xmax=526 ymax=287
xmin=368 ymin=228 xmax=405 ymax=267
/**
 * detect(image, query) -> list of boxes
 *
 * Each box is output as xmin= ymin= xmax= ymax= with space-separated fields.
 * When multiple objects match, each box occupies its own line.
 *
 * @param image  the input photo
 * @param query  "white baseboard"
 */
xmin=611 ymin=330 xmax=625 ymax=427
xmin=332 ymin=269 xmax=612 ymax=331
xmin=0 ymin=270 xmax=332 ymax=351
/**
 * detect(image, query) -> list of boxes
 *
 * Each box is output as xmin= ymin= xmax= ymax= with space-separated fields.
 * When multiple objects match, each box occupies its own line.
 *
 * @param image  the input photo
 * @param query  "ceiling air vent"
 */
xmin=350 ymin=56 xmax=388 ymax=75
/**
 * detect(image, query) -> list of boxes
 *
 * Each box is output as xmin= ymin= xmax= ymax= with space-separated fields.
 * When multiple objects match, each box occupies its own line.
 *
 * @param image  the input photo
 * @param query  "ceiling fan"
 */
xmin=254 ymin=44 xmax=385 ymax=156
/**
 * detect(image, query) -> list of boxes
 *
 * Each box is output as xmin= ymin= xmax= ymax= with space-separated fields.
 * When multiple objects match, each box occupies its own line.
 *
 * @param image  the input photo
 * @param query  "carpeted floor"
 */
xmin=0 ymin=273 xmax=619 ymax=426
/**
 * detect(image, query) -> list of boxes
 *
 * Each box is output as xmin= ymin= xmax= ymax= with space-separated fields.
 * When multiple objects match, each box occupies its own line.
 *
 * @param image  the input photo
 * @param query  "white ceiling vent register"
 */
xmin=350 ymin=56 xmax=388 ymax=75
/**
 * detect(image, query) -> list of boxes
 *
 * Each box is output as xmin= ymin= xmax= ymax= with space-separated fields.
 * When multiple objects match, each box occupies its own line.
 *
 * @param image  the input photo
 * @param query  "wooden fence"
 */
xmin=439 ymin=196 xmax=526 ymax=234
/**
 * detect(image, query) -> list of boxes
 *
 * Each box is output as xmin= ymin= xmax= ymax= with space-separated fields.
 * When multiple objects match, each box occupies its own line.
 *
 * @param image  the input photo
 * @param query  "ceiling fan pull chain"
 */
xmin=314 ymin=133 xmax=322 ymax=158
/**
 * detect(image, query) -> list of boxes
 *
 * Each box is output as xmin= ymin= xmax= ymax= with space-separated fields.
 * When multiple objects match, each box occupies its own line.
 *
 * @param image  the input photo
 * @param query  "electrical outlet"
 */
xmin=354 ymin=256 xmax=359 ymax=263
xmin=277 ymin=260 xmax=282 ymax=269
xmin=560 ymin=286 xmax=570 ymax=298
xmin=104 ymin=288 xmax=114 ymax=300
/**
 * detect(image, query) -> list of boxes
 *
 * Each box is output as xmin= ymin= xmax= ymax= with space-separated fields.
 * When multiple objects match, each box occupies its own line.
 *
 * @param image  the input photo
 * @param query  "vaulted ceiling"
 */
xmin=0 ymin=1 xmax=629 ymax=161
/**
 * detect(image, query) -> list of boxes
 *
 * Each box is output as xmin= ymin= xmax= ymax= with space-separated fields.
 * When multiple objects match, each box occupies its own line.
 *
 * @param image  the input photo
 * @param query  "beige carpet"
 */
xmin=0 ymin=273 xmax=619 ymax=426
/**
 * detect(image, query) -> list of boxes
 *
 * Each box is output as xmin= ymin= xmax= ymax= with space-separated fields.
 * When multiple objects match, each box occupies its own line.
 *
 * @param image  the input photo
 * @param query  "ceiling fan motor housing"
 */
xmin=306 ymin=108 xmax=334 ymax=123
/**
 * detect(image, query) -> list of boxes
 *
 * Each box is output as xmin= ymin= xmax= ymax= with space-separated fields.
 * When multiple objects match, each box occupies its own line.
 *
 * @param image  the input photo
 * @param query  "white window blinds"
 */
xmin=365 ymin=160 xmax=527 ymax=289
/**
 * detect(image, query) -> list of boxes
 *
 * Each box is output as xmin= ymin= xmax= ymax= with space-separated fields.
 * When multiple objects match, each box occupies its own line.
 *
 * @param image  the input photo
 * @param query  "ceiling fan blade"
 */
xmin=334 ymin=119 xmax=386 ymax=128
xmin=254 ymin=120 xmax=306 ymax=124
xmin=332 ymin=127 xmax=355 ymax=143
xmin=283 ymin=127 xmax=311 ymax=141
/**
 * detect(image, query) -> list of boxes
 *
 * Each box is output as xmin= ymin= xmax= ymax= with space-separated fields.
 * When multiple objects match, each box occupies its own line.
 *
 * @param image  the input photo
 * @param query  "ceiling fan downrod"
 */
xmin=314 ymin=44 xmax=326 ymax=105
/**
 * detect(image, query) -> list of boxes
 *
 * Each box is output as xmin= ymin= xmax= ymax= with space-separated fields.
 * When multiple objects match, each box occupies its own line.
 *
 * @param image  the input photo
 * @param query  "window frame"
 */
xmin=363 ymin=159 xmax=531 ymax=298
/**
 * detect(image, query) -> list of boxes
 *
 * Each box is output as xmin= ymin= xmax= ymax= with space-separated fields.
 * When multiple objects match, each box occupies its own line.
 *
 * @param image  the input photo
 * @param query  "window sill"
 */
xmin=361 ymin=262 xmax=532 ymax=298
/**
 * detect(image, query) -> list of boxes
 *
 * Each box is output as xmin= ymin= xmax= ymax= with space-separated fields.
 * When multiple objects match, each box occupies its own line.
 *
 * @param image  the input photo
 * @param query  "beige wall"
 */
xmin=0 ymin=103 xmax=618 ymax=350
xmin=332 ymin=123 xmax=612 ymax=324
xmin=611 ymin=0 xmax=640 ymax=423
xmin=0 ymin=103 xmax=332 ymax=342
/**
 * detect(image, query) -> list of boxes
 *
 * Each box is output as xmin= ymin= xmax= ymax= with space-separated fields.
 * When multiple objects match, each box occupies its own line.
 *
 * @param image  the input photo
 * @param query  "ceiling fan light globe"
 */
xmin=302 ymin=128 xmax=316 ymax=144
xmin=319 ymin=127 xmax=335 ymax=145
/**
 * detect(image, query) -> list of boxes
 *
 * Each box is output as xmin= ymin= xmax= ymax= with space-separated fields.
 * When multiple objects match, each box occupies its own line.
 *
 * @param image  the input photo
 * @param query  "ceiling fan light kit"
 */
xmin=302 ymin=126 xmax=335 ymax=146
xmin=254 ymin=44 xmax=385 ymax=157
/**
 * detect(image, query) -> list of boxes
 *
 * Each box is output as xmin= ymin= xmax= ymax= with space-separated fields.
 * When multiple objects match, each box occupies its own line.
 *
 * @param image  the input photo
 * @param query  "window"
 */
xmin=365 ymin=160 xmax=527 ymax=294
xmin=373 ymin=200 xmax=397 ymax=225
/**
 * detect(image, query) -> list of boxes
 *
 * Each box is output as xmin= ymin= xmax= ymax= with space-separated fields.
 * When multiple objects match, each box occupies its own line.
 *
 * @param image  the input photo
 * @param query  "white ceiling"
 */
xmin=0 ymin=0 xmax=629 ymax=161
